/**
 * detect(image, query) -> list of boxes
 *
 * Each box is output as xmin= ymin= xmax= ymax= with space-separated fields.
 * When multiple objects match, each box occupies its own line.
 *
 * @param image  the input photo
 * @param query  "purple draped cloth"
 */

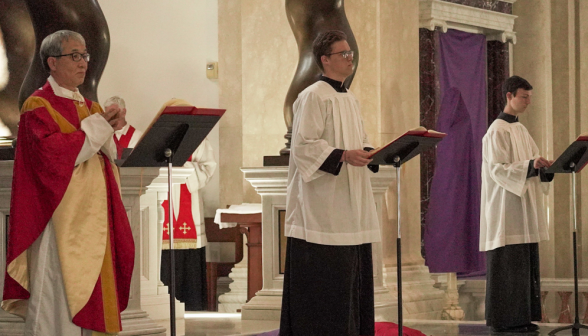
xmin=424 ymin=29 xmax=487 ymax=275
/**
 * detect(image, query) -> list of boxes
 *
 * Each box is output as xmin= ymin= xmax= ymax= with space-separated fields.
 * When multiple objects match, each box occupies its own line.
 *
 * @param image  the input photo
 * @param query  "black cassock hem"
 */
xmin=485 ymin=243 xmax=541 ymax=328
xmin=279 ymin=237 xmax=375 ymax=336
xmin=161 ymin=247 xmax=208 ymax=311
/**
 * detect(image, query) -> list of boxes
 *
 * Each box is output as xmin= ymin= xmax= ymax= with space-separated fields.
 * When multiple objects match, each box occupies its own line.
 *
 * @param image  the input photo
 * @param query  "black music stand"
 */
xmin=545 ymin=138 xmax=588 ymax=336
xmin=372 ymin=133 xmax=445 ymax=336
xmin=117 ymin=106 xmax=225 ymax=336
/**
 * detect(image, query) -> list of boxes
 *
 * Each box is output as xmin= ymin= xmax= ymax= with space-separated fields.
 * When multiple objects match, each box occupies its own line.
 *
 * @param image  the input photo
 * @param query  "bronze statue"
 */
xmin=282 ymin=0 xmax=358 ymax=154
xmin=0 ymin=0 xmax=35 ymax=135
xmin=19 ymin=0 xmax=110 ymax=107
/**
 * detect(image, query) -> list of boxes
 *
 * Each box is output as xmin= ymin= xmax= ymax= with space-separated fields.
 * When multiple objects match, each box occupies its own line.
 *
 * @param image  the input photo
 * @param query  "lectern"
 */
xmin=117 ymin=106 xmax=225 ymax=336
xmin=369 ymin=130 xmax=445 ymax=335
xmin=545 ymin=135 xmax=588 ymax=336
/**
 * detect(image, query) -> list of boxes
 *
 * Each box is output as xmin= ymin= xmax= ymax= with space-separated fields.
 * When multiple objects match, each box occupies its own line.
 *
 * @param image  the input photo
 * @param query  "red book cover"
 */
xmin=367 ymin=127 xmax=446 ymax=159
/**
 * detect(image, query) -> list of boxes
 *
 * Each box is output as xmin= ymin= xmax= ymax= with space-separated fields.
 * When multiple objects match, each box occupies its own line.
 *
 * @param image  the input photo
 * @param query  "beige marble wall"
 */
xmin=514 ymin=0 xmax=588 ymax=281
xmin=547 ymin=0 xmax=574 ymax=279
xmin=346 ymin=0 xmax=422 ymax=266
xmin=240 ymin=0 xmax=297 ymax=202
xmin=219 ymin=0 xmax=244 ymax=208
xmin=513 ymin=0 xmax=557 ymax=278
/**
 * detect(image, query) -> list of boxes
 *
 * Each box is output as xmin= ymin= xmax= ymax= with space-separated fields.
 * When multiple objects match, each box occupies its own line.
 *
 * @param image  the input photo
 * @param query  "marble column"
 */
xmin=0 ymin=162 xmax=22 ymax=334
xmin=142 ymin=167 xmax=191 ymax=320
xmin=217 ymin=234 xmax=249 ymax=313
xmin=118 ymin=167 xmax=167 ymax=335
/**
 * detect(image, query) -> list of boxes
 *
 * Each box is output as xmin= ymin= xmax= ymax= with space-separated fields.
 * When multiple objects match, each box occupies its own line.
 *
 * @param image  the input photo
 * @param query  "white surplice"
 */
xmin=480 ymin=119 xmax=550 ymax=251
xmin=285 ymin=81 xmax=381 ymax=246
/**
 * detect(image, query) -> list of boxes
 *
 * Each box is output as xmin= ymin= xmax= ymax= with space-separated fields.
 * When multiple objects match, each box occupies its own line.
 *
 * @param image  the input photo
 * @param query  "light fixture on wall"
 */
xmin=206 ymin=62 xmax=218 ymax=79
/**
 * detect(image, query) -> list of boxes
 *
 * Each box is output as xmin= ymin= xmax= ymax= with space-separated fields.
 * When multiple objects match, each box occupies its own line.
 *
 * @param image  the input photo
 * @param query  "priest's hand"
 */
xmin=109 ymin=108 xmax=127 ymax=131
xmin=344 ymin=149 xmax=373 ymax=167
xmin=102 ymin=105 xmax=127 ymax=131
xmin=534 ymin=157 xmax=552 ymax=169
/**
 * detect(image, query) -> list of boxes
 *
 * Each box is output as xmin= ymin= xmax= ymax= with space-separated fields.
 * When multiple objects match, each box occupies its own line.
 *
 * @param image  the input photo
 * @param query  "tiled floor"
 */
xmin=159 ymin=313 xmax=588 ymax=336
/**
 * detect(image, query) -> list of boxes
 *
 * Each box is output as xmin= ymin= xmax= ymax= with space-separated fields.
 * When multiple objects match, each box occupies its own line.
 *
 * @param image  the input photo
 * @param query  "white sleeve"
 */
xmin=75 ymin=113 xmax=115 ymax=165
xmin=184 ymin=138 xmax=217 ymax=193
xmin=101 ymin=136 xmax=118 ymax=162
xmin=484 ymin=129 xmax=529 ymax=197
xmin=291 ymin=92 xmax=332 ymax=183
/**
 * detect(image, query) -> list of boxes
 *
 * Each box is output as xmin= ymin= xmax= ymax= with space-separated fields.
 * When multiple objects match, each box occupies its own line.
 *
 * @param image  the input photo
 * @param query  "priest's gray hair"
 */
xmin=40 ymin=30 xmax=85 ymax=72
xmin=104 ymin=96 xmax=126 ymax=109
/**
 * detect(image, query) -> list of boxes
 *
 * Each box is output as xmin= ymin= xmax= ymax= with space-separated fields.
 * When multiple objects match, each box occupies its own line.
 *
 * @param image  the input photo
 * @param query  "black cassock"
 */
xmin=279 ymin=237 xmax=375 ymax=336
xmin=485 ymin=243 xmax=541 ymax=328
xmin=161 ymin=248 xmax=208 ymax=311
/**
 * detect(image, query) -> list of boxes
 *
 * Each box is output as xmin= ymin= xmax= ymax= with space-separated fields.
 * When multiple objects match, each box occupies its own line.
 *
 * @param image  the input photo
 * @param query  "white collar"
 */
xmin=47 ymin=76 xmax=85 ymax=103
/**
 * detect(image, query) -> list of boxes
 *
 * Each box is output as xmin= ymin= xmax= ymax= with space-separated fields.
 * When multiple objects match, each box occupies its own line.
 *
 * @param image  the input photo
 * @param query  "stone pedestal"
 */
xmin=142 ymin=167 xmax=191 ymax=319
xmin=0 ymin=162 xmax=167 ymax=335
xmin=218 ymin=234 xmax=249 ymax=313
xmin=239 ymin=166 xmax=397 ymax=322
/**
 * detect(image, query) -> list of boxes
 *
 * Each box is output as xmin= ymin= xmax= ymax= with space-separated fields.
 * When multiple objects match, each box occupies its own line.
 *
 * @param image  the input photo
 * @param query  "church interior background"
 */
xmin=1 ymin=0 xmax=588 ymax=335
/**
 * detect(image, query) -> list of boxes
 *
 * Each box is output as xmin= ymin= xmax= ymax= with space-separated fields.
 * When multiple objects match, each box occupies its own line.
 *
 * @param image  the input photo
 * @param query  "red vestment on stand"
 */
xmin=162 ymin=183 xmax=198 ymax=249
xmin=113 ymin=125 xmax=136 ymax=159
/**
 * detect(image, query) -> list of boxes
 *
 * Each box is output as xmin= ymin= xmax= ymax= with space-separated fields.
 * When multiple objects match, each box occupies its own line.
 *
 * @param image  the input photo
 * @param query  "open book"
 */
xmin=118 ymin=104 xmax=225 ymax=167
xmin=136 ymin=105 xmax=225 ymax=147
xmin=545 ymin=132 xmax=588 ymax=174
xmin=367 ymin=126 xmax=446 ymax=159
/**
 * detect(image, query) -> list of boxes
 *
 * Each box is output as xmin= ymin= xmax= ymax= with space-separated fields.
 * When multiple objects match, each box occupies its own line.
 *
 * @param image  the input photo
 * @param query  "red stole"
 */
xmin=113 ymin=125 xmax=136 ymax=159
xmin=161 ymin=183 xmax=198 ymax=249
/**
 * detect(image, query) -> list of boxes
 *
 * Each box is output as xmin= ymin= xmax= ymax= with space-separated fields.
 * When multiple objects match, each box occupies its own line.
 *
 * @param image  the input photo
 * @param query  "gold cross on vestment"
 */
xmin=163 ymin=223 xmax=170 ymax=235
xmin=180 ymin=223 xmax=191 ymax=234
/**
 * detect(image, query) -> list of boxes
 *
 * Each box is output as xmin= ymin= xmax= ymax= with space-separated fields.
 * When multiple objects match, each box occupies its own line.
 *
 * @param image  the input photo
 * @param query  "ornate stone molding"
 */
xmin=419 ymin=0 xmax=517 ymax=44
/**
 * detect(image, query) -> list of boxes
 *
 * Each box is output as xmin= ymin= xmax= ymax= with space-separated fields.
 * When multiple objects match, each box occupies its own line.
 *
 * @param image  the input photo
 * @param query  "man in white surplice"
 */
xmin=480 ymin=76 xmax=553 ymax=333
xmin=280 ymin=30 xmax=380 ymax=336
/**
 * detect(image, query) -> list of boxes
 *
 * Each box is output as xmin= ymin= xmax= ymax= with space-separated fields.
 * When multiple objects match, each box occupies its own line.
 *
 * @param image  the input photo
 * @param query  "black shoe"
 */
xmin=491 ymin=323 xmax=539 ymax=333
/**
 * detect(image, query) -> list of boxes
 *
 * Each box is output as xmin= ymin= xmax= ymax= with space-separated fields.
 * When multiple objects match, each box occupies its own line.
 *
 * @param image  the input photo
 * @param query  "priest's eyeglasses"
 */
xmin=53 ymin=52 xmax=91 ymax=62
xmin=327 ymin=50 xmax=354 ymax=60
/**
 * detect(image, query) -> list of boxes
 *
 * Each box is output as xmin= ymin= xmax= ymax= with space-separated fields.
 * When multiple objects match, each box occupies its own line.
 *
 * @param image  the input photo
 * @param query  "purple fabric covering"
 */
xmin=424 ymin=29 xmax=487 ymax=275
xmin=254 ymin=330 xmax=279 ymax=336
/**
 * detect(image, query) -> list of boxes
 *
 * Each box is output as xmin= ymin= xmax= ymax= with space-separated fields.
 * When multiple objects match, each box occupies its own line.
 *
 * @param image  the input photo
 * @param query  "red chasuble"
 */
xmin=113 ymin=125 xmax=136 ymax=159
xmin=161 ymin=183 xmax=198 ymax=249
xmin=2 ymin=82 xmax=134 ymax=333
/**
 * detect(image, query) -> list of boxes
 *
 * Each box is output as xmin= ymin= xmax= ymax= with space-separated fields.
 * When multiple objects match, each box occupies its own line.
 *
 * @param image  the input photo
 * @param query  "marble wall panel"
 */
xmin=240 ymin=0 xmax=297 ymax=202
xmin=419 ymin=28 xmax=440 ymax=259
xmin=219 ymin=0 xmax=244 ymax=208
xmin=487 ymin=41 xmax=509 ymax=124
xmin=513 ymin=0 xmax=556 ymax=278
xmin=346 ymin=0 xmax=380 ymax=145
xmin=441 ymin=0 xmax=512 ymax=14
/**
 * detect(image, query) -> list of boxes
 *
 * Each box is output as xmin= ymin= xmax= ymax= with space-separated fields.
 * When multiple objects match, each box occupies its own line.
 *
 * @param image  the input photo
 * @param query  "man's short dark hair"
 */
xmin=502 ymin=75 xmax=533 ymax=105
xmin=312 ymin=30 xmax=347 ymax=71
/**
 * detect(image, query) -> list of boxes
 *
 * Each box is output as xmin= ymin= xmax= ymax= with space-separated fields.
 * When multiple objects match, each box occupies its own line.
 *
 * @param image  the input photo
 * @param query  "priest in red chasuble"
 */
xmin=104 ymin=96 xmax=144 ymax=159
xmin=2 ymin=30 xmax=133 ymax=336
xmin=158 ymin=99 xmax=217 ymax=311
